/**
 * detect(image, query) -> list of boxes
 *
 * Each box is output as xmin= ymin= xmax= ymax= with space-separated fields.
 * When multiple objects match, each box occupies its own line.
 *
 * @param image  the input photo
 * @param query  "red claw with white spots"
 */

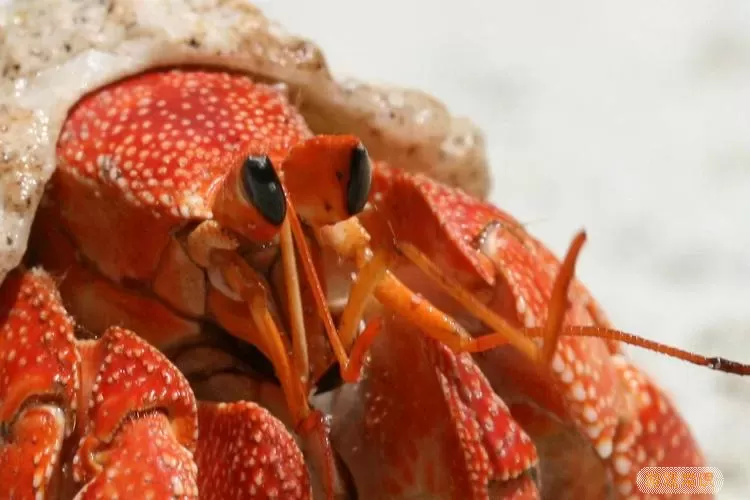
xmin=13 ymin=66 xmax=740 ymax=499
xmin=0 ymin=269 xmax=313 ymax=500
xmin=0 ymin=268 xmax=198 ymax=499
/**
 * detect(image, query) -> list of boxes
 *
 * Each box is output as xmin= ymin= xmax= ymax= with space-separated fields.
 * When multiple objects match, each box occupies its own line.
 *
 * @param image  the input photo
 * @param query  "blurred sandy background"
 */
xmin=1 ymin=0 xmax=747 ymax=497
xmin=258 ymin=1 xmax=750 ymax=498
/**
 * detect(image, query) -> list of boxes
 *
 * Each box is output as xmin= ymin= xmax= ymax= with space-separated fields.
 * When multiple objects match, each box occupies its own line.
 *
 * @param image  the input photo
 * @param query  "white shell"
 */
xmin=0 ymin=0 xmax=490 ymax=284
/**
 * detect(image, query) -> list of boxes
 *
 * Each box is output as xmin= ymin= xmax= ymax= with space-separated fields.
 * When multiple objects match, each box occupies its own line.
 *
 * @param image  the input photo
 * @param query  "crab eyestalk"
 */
xmin=281 ymin=135 xmax=373 ymax=226
xmin=212 ymin=153 xmax=287 ymax=243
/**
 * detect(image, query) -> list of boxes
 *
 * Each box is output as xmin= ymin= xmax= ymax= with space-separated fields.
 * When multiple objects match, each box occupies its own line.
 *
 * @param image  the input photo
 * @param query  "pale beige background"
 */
xmin=2 ymin=0 xmax=747 ymax=497
xmin=259 ymin=1 xmax=750 ymax=498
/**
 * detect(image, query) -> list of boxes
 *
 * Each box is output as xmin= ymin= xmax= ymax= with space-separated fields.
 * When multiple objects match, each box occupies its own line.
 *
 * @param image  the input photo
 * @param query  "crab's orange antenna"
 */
xmin=524 ymin=326 xmax=750 ymax=375
xmin=215 ymin=252 xmax=309 ymax=421
xmin=214 ymin=250 xmax=340 ymax=498
xmin=277 ymin=217 xmax=310 ymax=383
xmin=531 ymin=231 xmax=750 ymax=375
xmin=285 ymin=200 xmax=351 ymax=368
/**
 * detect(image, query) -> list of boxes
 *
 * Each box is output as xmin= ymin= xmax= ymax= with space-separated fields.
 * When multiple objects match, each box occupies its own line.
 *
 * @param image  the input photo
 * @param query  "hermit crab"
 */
xmin=0 ymin=1 xmax=746 ymax=499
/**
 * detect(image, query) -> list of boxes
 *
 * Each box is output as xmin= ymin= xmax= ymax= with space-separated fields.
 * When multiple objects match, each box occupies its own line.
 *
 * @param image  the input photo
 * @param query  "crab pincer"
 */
xmin=0 ymin=268 xmax=199 ymax=498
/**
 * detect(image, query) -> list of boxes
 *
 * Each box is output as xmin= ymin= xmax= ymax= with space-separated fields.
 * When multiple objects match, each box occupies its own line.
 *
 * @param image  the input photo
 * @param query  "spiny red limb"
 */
xmin=0 ymin=269 xmax=80 ymax=499
xmin=0 ymin=405 xmax=66 ymax=498
xmin=73 ymin=325 xmax=198 ymax=478
xmin=0 ymin=268 xmax=79 ymax=427
xmin=73 ymin=327 xmax=199 ymax=497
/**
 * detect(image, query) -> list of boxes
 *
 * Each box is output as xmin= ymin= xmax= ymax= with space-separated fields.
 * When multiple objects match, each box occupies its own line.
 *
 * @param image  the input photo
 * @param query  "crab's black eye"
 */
xmin=347 ymin=143 xmax=372 ymax=216
xmin=240 ymin=155 xmax=286 ymax=226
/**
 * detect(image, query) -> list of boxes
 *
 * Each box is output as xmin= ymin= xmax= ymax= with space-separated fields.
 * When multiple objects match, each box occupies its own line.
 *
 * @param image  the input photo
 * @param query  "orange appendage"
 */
xmin=549 ymin=326 xmax=750 ymax=376
xmin=367 ymin=165 xmax=497 ymax=287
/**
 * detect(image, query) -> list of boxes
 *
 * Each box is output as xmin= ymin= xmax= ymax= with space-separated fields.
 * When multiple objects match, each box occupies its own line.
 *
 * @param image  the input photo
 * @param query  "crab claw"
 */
xmin=74 ymin=412 xmax=197 ymax=499
xmin=195 ymin=401 xmax=312 ymax=499
xmin=0 ymin=268 xmax=199 ymax=498
xmin=325 ymin=314 xmax=540 ymax=499
xmin=73 ymin=325 xmax=199 ymax=497
xmin=0 ymin=269 xmax=78 ymax=498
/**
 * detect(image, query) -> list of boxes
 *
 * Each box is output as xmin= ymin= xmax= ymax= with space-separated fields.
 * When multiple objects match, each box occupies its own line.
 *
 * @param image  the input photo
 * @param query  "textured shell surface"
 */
xmin=0 ymin=0 xmax=490 ymax=285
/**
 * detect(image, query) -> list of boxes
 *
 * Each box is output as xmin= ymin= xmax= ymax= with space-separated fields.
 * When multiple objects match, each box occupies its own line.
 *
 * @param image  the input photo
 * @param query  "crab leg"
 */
xmin=327 ymin=314 xmax=541 ymax=499
xmin=0 ymin=266 xmax=318 ymax=499
xmin=0 ymin=269 xmax=77 ymax=499
xmin=69 ymin=329 xmax=199 ymax=498
xmin=391 ymin=230 xmax=586 ymax=363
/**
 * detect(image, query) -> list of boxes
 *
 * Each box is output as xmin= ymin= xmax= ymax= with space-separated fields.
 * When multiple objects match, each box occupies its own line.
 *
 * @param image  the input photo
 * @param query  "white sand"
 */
xmin=260 ymin=1 xmax=750 ymax=498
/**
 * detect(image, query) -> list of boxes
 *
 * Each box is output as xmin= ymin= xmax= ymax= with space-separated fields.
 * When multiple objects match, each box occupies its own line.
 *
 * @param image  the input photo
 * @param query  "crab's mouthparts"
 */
xmin=207 ymin=266 xmax=242 ymax=302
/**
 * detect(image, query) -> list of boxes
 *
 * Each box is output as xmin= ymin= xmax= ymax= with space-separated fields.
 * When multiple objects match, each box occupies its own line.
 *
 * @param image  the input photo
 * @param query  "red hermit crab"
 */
xmin=0 ymin=1 xmax=747 ymax=499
